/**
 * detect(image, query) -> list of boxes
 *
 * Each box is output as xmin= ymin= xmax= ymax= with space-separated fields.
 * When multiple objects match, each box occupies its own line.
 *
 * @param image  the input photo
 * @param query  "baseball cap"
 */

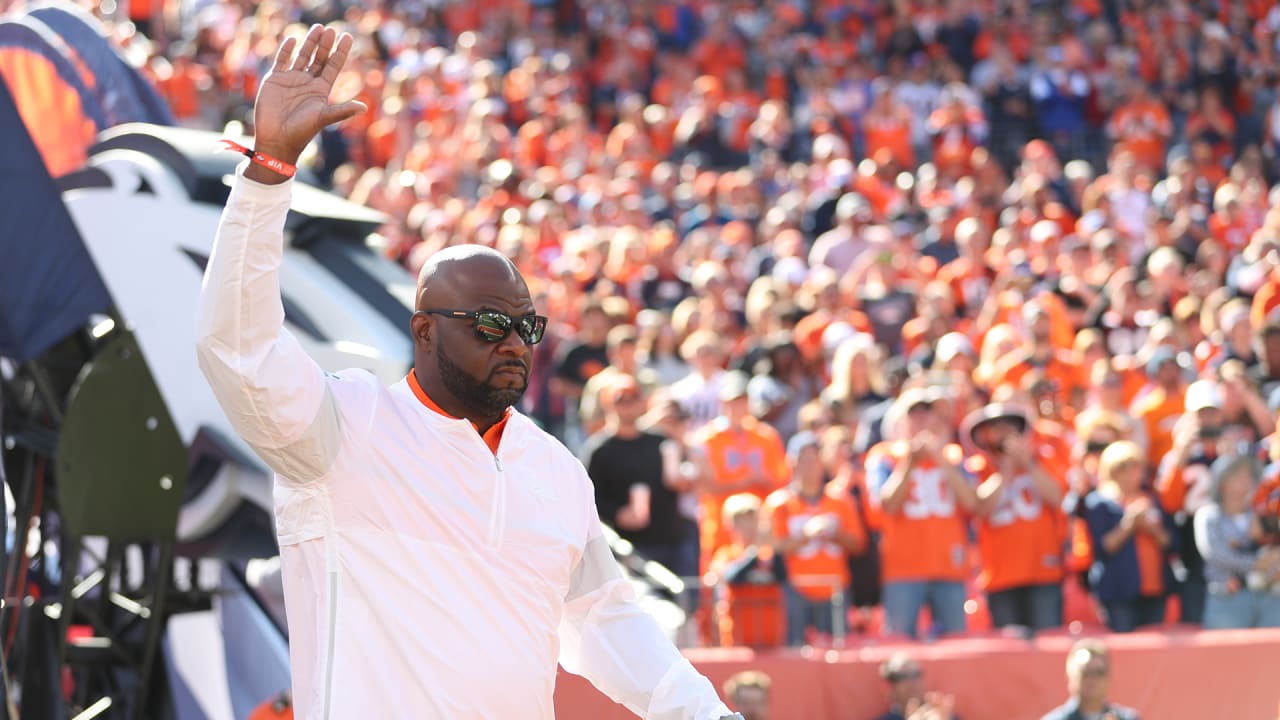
xmin=1185 ymin=380 xmax=1224 ymax=412
xmin=719 ymin=370 xmax=751 ymax=402
xmin=935 ymin=332 xmax=975 ymax=362
xmin=786 ymin=431 xmax=820 ymax=461
xmin=1145 ymin=346 xmax=1180 ymax=377
xmin=960 ymin=403 xmax=1031 ymax=453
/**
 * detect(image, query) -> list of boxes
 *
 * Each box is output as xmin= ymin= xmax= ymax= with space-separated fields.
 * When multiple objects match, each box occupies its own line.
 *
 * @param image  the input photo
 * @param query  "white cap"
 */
xmin=822 ymin=322 xmax=858 ymax=356
xmin=771 ymin=256 xmax=809 ymax=286
xmin=1185 ymin=380 xmax=1224 ymax=412
xmin=936 ymin=332 xmax=975 ymax=362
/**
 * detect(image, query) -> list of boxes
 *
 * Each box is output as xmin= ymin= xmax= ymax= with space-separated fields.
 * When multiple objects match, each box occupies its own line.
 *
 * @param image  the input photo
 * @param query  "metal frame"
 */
xmin=0 ymin=321 xmax=186 ymax=720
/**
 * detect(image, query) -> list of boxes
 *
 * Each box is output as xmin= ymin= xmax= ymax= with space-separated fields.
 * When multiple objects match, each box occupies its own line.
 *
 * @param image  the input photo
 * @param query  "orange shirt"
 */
xmin=1156 ymin=453 xmax=1216 ymax=516
xmin=695 ymin=417 xmax=789 ymax=562
xmin=1133 ymin=386 xmax=1184 ymax=472
xmin=1208 ymin=213 xmax=1250 ymax=254
xmin=970 ymin=451 xmax=1068 ymax=592
xmin=1107 ymin=99 xmax=1172 ymax=171
xmin=991 ymin=349 xmax=1082 ymax=410
xmin=691 ymin=39 xmax=747 ymax=82
xmin=407 ymin=372 xmax=508 ymax=454
xmin=1249 ymin=266 xmax=1280 ymax=327
xmin=1131 ymin=498 xmax=1165 ymax=597
xmin=156 ymin=62 xmax=205 ymax=120
xmin=936 ymin=257 xmax=994 ymax=316
xmin=709 ymin=543 xmax=786 ymax=648
xmin=765 ymin=488 xmax=865 ymax=600
xmin=861 ymin=109 xmax=914 ymax=167
xmin=865 ymin=441 xmax=971 ymax=582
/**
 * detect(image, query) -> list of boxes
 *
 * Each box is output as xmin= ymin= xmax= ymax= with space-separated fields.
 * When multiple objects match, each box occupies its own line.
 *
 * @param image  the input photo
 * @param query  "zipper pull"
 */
xmin=494 ymin=455 xmax=503 ymax=471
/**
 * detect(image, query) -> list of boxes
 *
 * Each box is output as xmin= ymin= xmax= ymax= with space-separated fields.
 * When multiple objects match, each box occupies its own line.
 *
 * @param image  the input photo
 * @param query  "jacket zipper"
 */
xmin=487 ymin=445 xmax=507 ymax=550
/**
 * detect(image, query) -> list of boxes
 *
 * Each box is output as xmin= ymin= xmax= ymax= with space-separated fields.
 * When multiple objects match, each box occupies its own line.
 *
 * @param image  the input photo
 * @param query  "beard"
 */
xmin=436 ymin=341 xmax=527 ymax=417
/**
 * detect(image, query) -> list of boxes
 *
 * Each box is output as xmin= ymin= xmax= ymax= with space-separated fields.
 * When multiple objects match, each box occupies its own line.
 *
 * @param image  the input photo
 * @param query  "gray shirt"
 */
xmin=1193 ymin=503 xmax=1258 ymax=589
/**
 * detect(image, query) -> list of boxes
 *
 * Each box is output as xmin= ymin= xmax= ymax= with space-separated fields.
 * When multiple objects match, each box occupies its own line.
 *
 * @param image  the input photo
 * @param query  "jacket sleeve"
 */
xmin=559 ymin=484 xmax=732 ymax=720
xmin=1194 ymin=505 xmax=1257 ymax=576
xmin=1082 ymin=493 xmax=1121 ymax=557
xmin=195 ymin=166 xmax=341 ymax=484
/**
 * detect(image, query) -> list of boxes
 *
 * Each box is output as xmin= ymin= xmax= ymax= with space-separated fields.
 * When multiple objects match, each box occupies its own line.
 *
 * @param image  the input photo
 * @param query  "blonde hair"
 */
xmin=1073 ymin=327 xmax=1105 ymax=357
xmin=1098 ymin=440 xmax=1143 ymax=486
xmin=1075 ymin=409 xmax=1127 ymax=442
xmin=721 ymin=493 xmax=762 ymax=527
xmin=680 ymin=328 xmax=722 ymax=361
xmin=976 ymin=323 xmax=1019 ymax=386
xmin=829 ymin=335 xmax=888 ymax=399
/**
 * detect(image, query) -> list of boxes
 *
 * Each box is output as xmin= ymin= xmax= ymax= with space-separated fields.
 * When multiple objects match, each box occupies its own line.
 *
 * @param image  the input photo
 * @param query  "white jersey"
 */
xmin=196 ymin=166 xmax=732 ymax=720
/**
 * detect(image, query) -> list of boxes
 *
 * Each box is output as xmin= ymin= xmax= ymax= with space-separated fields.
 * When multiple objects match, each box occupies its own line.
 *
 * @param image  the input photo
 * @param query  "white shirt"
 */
xmin=196 ymin=167 xmax=732 ymax=720
xmin=669 ymin=370 xmax=726 ymax=434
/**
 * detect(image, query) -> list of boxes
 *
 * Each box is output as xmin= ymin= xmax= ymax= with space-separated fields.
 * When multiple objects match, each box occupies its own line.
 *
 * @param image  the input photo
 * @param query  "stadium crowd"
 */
xmin=124 ymin=0 xmax=1280 ymax=645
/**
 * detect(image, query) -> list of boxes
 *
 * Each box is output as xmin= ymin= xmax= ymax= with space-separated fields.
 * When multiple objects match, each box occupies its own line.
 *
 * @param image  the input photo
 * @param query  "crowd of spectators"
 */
xmin=121 ymin=0 xmax=1280 ymax=645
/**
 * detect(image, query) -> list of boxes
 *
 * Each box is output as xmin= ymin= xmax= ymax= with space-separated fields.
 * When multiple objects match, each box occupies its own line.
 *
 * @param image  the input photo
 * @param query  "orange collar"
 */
xmin=407 ymin=372 xmax=510 ymax=455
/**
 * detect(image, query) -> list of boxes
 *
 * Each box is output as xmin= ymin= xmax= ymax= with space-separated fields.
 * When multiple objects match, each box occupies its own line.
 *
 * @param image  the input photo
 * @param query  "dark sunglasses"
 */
xmin=1085 ymin=440 xmax=1112 ymax=455
xmin=421 ymin=309 xmax=548 ymax=345
xmin=1081 ymin=666 xmax=1109 ymax=679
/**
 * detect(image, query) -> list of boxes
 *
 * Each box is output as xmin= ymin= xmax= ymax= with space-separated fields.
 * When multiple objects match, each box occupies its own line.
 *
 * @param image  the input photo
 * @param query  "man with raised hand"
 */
xmin=196 ymin=24 xmax=738 ymax=720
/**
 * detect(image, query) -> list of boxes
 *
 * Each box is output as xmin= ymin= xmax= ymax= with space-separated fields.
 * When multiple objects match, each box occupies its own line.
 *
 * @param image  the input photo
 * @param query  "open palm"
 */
xmin=253 ymin=25 xmax=366 ymax=164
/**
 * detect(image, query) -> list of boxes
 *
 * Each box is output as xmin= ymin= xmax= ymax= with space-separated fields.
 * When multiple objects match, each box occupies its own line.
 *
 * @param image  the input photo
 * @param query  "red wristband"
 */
xmin=220 ymin=139 xmax=297 ymax=178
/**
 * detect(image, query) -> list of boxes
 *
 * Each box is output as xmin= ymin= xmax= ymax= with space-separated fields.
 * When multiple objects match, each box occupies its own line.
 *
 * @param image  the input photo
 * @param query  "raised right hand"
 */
xmin=252 ymin=25 xmax=367 ymax=171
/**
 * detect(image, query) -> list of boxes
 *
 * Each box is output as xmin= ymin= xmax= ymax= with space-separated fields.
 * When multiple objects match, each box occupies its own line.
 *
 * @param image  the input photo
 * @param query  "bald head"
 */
xmin=415 ymin=244 xmax=529 ymax=312
xmin=409 ymin=244 xmax=537 ymax=430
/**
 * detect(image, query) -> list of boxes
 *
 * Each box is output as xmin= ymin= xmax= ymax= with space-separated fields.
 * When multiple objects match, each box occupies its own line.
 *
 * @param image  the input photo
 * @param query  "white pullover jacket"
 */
xmin=195 ymin=167 xmax=733 ymax=720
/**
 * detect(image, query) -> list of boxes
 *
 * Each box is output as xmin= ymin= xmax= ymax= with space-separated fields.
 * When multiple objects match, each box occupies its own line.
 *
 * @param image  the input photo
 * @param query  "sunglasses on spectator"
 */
xmin=1085 ymin=440 xmax=1112 ymax=455
xmin=1081 ymin=666 xmax=1109 ymax=679
xmin=420 ymin=309 xmax=548 ymax=345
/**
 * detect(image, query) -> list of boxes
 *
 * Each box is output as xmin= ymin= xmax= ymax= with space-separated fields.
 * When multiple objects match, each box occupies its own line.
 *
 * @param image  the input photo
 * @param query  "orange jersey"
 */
xmin=709 ymin=543 xmax=786 ymax=648
xmin=937 ymin=257 xmax=994 ymax=316
xmin=1156 ymin=452 xmax=1217 ymax=516
xmin=861 ymin=109 xmax=914 ymax=167
xmin=969 ymin=453 xmax=1069 ymax=592
xmin=1133 ymin=387 xmax=1185 ymax=472
xmin=865 ymin=441 xmax=972 ymax=582
xmin=1209 ymin=213 xmax=1250 ymax=254
xmin=765 ymin=488 xmax=865 ymax=600
xmin=1129 ymin=496 xmax=1166 ymax=596
xmin=1107 ymin=99 xmax=1172 ymax=171
xmin=1252 ymin=263 xmax=1280 ymax=329
xmin=695 ymin=417 xmax=789 ymax=561
xmin=991 ymin=349 xmax=1082 ymax=408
